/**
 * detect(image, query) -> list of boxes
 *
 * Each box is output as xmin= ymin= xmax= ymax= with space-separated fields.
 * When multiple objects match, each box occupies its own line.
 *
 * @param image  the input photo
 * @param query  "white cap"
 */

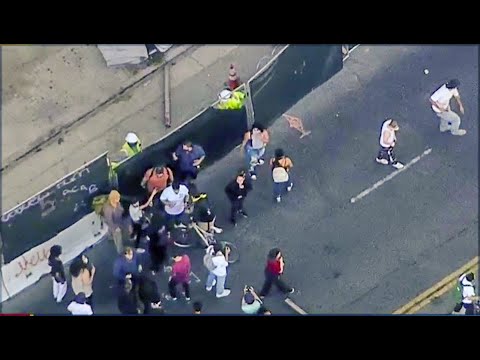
xmin=219 ymin=89 xmax=232 ymax=102
xmin=125 ymin=132 xmax=139 ymax=143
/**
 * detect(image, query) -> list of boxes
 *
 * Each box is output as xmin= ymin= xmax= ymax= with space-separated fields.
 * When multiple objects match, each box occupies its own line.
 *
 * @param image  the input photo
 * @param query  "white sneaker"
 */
xmin=175 ymin=223 xmax=187 ymax=229
xmin=213 ymin=227 xmax=223 ymax=234
xmin=376 ymin=158 xmax=389 ymax=165
xmin=258 ymin=159 xmax=265 ymax=165
xmin=251 ymin=174 xmax=257 ymax=180
xmin=216 ymin=289 xmax=231 ymax=298
xmin=287 ymin=183 xmax=293 ymax=192
xmin=452 ymin=129 xmax=467 ymax=136
xmin=392 ymin=162 xmax=404 ymax=169
xmin=276 ymin=196 xmax=281 ymax=203
xmin=206 ymin=279 xmax=217 ymax=291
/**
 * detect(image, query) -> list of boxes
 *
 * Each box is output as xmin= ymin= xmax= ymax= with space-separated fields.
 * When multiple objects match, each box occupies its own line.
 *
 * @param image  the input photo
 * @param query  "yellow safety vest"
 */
xmin=120 ymin=141 xmax=142 ymax=158
xmin=217 ymin=91 xmax=246 ymax=110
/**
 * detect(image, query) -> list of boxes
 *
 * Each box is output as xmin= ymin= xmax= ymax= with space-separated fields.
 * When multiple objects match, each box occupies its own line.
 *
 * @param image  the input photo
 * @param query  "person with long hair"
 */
xmin=259 ymin=248 xmax=294 ymax=298
xmin=102 ymin=190 xmax=126 ymax=254
xmin=270 ymin=148 xmax=294 ymax=203
xmin=70 ymin=253 xmax=95 ymax=306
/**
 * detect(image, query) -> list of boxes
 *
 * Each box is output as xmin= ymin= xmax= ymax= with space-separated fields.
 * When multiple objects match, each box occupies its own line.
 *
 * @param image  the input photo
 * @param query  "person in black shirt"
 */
xmin=149 ymin=224 xmax=171 ymax=275
xmin=48 ymin=245 xmax=68 ymax=303
xmin=224 ymin=170 xmax=252 ymax=226
xmin=138 ymin=272 xmax=164 ymax=315
xmin=117 ymin=276 xmax=140 ymax=315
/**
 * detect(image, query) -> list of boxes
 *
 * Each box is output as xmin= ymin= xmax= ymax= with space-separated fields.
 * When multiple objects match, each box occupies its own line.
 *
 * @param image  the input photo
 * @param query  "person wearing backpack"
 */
xmin=270 ymin=148 xmax=294 ymax=203
xmin=204 ymin=244 xmax=231 ymax=298
xmin=454 ymin=272 xmax=478 ymax=315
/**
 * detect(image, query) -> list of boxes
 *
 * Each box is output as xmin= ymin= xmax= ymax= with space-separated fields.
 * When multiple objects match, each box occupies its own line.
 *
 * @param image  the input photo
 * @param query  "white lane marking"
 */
xmin=350 ymin=148 xmax=432 ymax=204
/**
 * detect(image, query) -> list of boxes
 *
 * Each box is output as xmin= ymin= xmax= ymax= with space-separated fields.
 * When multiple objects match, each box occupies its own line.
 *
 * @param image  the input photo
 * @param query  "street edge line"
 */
xmin=393 ymin=256 xmax=479 ymax=314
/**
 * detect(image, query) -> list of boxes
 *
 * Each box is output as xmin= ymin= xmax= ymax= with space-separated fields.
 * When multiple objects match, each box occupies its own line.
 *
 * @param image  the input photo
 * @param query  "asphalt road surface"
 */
xmin=2 ymin=45 xmax=478 ymax=315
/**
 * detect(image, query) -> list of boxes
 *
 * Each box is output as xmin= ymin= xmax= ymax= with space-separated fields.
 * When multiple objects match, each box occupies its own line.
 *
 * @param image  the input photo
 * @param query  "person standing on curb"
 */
xmin=168 ymin=255 xmax=192 ymax=301
xmin=205 ymin=244 xmax=231 ymax=298
xmin=270 ymin=148 xmax=294 ymax=203
xmin=375 ymin=119 xmax=404 ymax=170
xmin=70 ymin=253 xmax=95 ymax=306
xmin=259 ymin=248 xmax=294 ymax=298
xmin=225 ymin=170 xmax=252 ymax=226
xmin=172 ymin=141 xmax=206 ymax=184
xmin=48 ymin=245 xmax=67 ymax=303
xmin=67 ymin=292 xmax=93 ymax=316
xmin=160 ymin=182 xmax=190 ymax=229
xmin=102 ymin=190 xmax=126 ymax=254
xmin=241 ymin=124 xmax=270 ymax=180
xmin=430 ymin=79 xmax=466 ymax=136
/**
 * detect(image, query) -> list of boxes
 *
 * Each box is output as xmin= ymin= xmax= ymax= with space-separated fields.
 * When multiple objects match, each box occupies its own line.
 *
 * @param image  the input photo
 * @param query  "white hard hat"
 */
xmin=125 ymin=132 xmax=139 ymax=143
xmin=219 ymin=89 xmax=232 ymax=102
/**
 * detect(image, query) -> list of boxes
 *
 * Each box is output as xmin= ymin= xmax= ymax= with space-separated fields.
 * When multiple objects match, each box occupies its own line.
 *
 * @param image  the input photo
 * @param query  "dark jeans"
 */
xmin=86 ymin=294 xmax=93 ymax=307
xmin=464 ymin=303 xmax=474 ymax=315
xmin=377 ymin=146 xmax=398 ymax=165
xmin=150 ymin=245 xmax=167 ymax=272
xmin=259 ymin=271 xmax=292 ymax=297
xmin=177 ymin=166 xmax=198 ymax=183
xmin=132 ymin=221 xmax=143 ymax=248
xmin=230 ymin=198 xmax=245 ymax=222
xmin=168 ymin=278 xmax=190 ymax=299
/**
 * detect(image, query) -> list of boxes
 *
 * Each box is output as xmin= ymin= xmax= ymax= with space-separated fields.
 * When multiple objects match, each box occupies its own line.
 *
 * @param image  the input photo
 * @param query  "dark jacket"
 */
xmin=48 ymin=256 xmax=66 ymax=283
xmin=113 ymin=255 xmax=141 ymax=282
xmin=225 ymin=179 xmax=252 ymax=202
xmin=117 ymin=289 xmax=139 ymax=315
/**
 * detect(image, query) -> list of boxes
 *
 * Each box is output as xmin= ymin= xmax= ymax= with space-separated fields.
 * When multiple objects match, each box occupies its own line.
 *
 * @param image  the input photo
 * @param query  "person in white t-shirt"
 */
xmin=67 ymin=292 xmax=93 ymax=316
xmin=160 ymin=182 xmax=189 ymax=229
xmin=429 ymin=79 xmax=466 ymax=136
xmin=458 ymin=272 xmax=478 ymax=315
xmin=375 ymin=119 xmax=404 ymax=169
xmin=205 ymin=243 xmax=231 ymax=298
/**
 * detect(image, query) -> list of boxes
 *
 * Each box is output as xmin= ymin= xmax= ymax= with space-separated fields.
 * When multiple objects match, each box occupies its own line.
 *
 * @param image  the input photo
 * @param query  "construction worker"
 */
xmin=216 ymin=89 xmax=246 ymax=110
xmin=121 ymin=132 xmax=143 ymax=158
xmin=109 ymin=132 xmax=143 ymax=175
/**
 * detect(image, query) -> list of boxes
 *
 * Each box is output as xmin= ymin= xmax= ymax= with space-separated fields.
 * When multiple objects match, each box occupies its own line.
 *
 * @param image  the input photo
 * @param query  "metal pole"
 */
xmin=164 ymin=63 xmax=171 ymax=128
xmin=244 ymin=81 xmax=255 ymax=129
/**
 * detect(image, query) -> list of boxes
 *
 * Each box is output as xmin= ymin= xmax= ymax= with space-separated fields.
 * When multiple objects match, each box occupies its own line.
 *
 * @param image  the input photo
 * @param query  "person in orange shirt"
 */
xmin=270 ymin=148 xmax=294 ymax=203
xmin=141 ymin=166 xmax=174 ymax=195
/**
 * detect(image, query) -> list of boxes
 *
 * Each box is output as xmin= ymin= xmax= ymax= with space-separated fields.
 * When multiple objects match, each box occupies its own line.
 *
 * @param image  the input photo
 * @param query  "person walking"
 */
xmin=241 ymin=124 xmax=270 ymax=180
xmin=160 ymin=182 xmax=190 ymax=229
xmin=102 ymin=190 xmax=126 ymax=254
xmin=67 ymin=292 xmax=93 ymax=316
xmin=259 ymin=248 xmax=294 ymax=298
xmin=454 ymin=272 xmax=478 ymax=315
xmin=430 ymin=79 xmax=466 ymax=136
xmin=48 ymin=245 xmax=67 ymax=303
xmin=113 ymin=247 xmax=142 ymax=286
xmin=270 ymin=148 xmax=294 ymax=203
xmin=224 ymin=170 xmax=252 ymax=226
xmin=172 ymin=141 xmax=206 ymax=184
xmin=149 ymin=225 xmax=172 ymax=275
xmin=70 ymin=253 xmax=95 ymax=306
xmin=375 ymin=119 xmax=404 ymax=169
xmin=168 ymin=255 xmax=192 ymax=301
xmin=205 ymin=244 xmax=231 ymax=298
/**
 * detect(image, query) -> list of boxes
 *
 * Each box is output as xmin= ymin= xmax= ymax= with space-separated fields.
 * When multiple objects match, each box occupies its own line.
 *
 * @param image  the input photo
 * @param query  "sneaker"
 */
xmin=151 ymin=270 xmax=156 ymax=276
xmin=175 ymin=223 xmax=187 ymax=229
xmin=452 ymin=129 xmax=467 ymax=136
xmin=240 ymin=210 xmax=248 ymax=218
xmin=376 ymin=158 xmax=389 ymax=165
xmin=216 ymin=289 xmax=231 ymax=298
xmin=288 ymin=288 xmax=295 ymax=294
xmin=206 ymin=279 xmax=217 ymax=291
xmin=287 ymin=183 xmax=293 ymax=192
xmin=171 ymin=297 xmax=177 ymax=301
xmin=185 ymin=297 xmax=191 ymax=301
xmin=230 ymin=219 xmax=237 ymax=226
xmin=213 ymin=227 xmax=223 ymax=234
xmin=258 ymin=159 xmax=265 ymax=165
xmin=276 ymin=196 xmax=281 ymax=203
xmin=136 ymin=248 xmax=145 ymax=254
xmin=251 ymin=174 xmax=257 ymax=180
xmin=392 ymin=162 xmax=404 ymax=169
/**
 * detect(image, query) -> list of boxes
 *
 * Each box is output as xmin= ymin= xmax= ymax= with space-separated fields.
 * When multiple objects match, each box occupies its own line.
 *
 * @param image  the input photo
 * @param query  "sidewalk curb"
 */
xmin=1 ymin=45 xmax=196 ymax=173
xmin=393 ymin=256 xmax=479 ymax=314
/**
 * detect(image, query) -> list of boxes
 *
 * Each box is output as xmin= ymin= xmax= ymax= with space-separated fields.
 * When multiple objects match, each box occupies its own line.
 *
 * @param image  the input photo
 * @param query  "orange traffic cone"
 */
xmin=228 ymin=64 xmax=240 ymax=91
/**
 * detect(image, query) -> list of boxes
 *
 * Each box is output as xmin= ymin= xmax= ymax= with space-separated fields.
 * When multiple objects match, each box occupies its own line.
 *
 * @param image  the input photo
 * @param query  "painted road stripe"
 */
xmin=285 ymin=298 xmax=308 ymax=315
xmin=393 ymin=256 xmax=479 ymax=314
xmin=350 ymin=148 xmax=432 ymax=204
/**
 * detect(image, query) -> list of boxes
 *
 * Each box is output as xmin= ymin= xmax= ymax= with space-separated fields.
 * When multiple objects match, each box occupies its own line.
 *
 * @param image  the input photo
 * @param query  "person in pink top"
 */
xmin=168 ymin=255 xmax=191 ymax=301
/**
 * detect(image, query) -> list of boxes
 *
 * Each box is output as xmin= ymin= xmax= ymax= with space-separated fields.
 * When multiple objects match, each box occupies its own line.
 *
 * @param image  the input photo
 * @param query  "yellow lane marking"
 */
xmin=393 ymin=256 xmax=478 ymax=314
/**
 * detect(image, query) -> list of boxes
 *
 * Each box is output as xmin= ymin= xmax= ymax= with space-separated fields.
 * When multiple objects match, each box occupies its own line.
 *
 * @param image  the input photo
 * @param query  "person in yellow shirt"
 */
xmin=216 ymin=89 xmax=246 ymax=110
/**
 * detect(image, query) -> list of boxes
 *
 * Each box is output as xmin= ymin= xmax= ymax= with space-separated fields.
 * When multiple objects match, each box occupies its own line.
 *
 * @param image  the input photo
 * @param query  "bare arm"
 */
xmin=454 ymin=94 xmax=464 ymax=114
xmin=139 ymin=189 xmax=158 ymax=209
xmin=240 ymin=132 xmax=250 ymax=151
